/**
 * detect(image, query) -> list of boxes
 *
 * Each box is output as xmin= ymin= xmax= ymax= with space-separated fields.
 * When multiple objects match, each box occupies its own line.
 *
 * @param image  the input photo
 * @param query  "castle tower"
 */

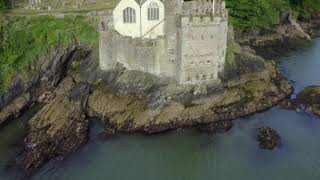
xmin=177 ymin=0 xmax=228 ymax=84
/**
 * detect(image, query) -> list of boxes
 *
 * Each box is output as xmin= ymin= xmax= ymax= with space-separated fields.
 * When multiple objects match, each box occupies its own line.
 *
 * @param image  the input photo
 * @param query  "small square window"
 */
xmin=169 ymin=49 xmax=175 ymax=55
xmin=207 ymin=60 xmax=211 ymax=64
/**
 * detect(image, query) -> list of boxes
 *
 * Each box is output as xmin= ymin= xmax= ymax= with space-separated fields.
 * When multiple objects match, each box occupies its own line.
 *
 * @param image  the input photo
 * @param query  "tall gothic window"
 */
xmin=147 ymin=2 xmax=159 ymax=21
xmin=123 ymin=7 xmax=136 ymax=23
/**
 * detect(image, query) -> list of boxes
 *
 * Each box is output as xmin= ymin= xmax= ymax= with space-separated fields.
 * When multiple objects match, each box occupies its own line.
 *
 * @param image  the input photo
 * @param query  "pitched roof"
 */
xmin=115 ymin=0 xmax=164 ymax=7
xmin=134 ymin=0 xmax=147 ymax=5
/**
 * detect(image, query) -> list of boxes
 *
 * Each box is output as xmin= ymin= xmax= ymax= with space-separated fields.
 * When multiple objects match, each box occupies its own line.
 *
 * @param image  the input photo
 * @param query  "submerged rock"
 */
xmin=23 ymin=77 xmax=90 ymax=174
xmin=257 ymin=127 xmax=280 ymax=150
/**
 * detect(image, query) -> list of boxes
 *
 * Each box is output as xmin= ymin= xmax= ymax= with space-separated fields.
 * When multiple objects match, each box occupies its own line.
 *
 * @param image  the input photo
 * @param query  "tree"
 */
xmin=299 ymin=0 xmax=320 ymax=19
xmin=225 ymin=0 xmax=288 ymax=29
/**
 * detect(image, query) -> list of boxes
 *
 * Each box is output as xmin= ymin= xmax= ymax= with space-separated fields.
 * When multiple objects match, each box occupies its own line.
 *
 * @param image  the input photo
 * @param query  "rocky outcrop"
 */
xmin=284 ymin=86 xmax=320 ymax=117
xmin=0 ymin=23 xmax=298 ymax=175
xmin=235 ymin=15 xmax=320 ymax=59
xmin=288 ymin=14 xmax=311 ymax=40
xmin=0 ymin=43 xmax=91 ymax=127
xmin=257 ymin=127 xmax=281 ymax=150
xmin=87 ymin=47 xmax=293 ymax=135
xmin=296 ymin=86 xmax=320 ymax=116
xmin=0 ymin=93 xmax=30 ymax=127
xmin=23 ymin=77 xmax=90 ymax=173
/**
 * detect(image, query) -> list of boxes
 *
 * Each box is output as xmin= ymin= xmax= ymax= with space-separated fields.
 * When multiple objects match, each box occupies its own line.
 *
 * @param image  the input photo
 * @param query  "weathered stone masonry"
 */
xmin=99 ymin=0 xmax=228 ymax=85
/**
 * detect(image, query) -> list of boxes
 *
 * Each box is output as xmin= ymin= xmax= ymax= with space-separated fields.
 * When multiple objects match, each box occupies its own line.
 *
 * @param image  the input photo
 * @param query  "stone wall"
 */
xmin=178 ymin=15 xmax=228 ymax=84
xmin=99 ymin=0 xmax=228 ymax=85
xmin=99 ymin=31 xmax=178 ymax=77
xmin=182 ymin=0 xmax=214 ymax=15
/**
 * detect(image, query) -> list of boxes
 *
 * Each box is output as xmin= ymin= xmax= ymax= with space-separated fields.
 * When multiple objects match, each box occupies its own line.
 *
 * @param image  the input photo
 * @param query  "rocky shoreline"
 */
xmin=0 ymin=17 xmax=319 ymax=174
xmin=235 ymin=14 xmax=320 ymax=59
xmin=282 ymin=86 xmax=320 ymax=117
xmin=18 ymin=44 xmax=293 ymax=173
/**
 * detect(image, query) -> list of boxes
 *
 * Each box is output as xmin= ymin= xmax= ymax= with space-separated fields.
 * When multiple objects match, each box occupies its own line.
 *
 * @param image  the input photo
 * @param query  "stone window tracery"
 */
xmin=123 ymin=7 xmax=136 ymax=23
xmin=148 ymin=2 xmax=159 ymax=21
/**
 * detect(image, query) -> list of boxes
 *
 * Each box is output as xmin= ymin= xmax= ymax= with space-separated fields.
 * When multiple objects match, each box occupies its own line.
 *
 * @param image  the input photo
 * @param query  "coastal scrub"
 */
xmin=0 ymin=15 xmax=98 ymax=94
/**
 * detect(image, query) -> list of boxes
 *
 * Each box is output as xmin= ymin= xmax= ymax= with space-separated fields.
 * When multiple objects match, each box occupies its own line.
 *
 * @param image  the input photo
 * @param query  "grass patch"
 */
xmin=226 ymin=41 xmax=241 ymax=65
xmin=0 ymin=15 xmax=98 ymax=94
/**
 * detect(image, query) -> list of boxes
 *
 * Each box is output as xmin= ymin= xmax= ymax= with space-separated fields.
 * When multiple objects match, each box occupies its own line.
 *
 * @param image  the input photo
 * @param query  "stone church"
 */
xmin=99 ymin=0 xmax=228 ymax=84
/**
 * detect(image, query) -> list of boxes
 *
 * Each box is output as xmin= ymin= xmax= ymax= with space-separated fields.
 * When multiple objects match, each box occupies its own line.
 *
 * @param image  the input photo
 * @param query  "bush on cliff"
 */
xmin=225 ymin=0 xmax=320 ymax=29
xmin=0 ymin=16 xmax=98 ymax=94
xmin=225 ymin=0 xmax=291 ymax=29
xmin=293 ymin=0 xmax=320 ymax=19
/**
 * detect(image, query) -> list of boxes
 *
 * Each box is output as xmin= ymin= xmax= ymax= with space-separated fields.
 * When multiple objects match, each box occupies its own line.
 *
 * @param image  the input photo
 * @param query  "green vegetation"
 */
xmin=226 ymin=0 xmax=320 ymax=29
xmin=226 ymin=41 xmax=241 ymax=65
xmin=296 ymin=86 xmax=320 ymax=105
xmin=293 ymin=0 xmax=320 ymax=19
xmin=0 ymin=16 xmax=98 ymax=94
xmin=0 ymin=0 xmax=10 ymax=12
xmin=8 ymin=0 xmax=118 ymax=14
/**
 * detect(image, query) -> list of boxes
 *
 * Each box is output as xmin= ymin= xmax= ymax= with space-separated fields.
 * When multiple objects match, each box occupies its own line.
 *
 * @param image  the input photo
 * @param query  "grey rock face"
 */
xmin=23 ymin=77 xmax=90 ymax=174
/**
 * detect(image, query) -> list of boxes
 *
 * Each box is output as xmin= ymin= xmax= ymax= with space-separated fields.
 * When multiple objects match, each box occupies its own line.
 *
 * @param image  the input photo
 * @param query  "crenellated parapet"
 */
xmin=180 ymin=15 xmax=225 ymax=27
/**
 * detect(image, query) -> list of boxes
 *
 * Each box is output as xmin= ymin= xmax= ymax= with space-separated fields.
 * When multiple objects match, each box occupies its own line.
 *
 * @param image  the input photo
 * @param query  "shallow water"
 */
xmin=0 ymin=105 xmax=41 ymax=180
xmin=1 ymin=39 xmax=320 ymax=180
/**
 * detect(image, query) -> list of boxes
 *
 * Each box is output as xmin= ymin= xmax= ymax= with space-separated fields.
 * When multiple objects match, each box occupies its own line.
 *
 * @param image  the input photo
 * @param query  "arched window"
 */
xmin=123 ymin=7 xmax=136 ymax=23
xmin=147 ymin=2 xmax=159 ymax=21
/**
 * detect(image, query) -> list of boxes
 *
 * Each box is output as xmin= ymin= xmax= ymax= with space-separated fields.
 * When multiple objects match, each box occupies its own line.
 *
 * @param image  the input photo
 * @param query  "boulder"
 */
xmin=257 ymin=127 xmax=280 ymax=150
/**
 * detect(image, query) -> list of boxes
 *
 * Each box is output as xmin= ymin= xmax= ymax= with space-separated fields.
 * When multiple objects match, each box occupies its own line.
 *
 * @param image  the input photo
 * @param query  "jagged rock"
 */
xmin=294 ymin=86 xmax=320 ymax=116
xmin=235 ymin=16 xmax=320 ymax=59
xmin=0 ymin=93 xmax=30 ymax=127
xmin=0 ymin=43 xmax=89 ymax=127
xmin=257 ymin=127 xmax=280 ymax=150
xmin=97 ymin=128 xmax=117 ymax=140
xmin=199 ymin=120 xmax=233 ymax=133
xmin=87 ymin=52 xmax=293 ymax=134
xmin=23 ymin=77 xmax=90 ymax=174
xmin=279 ymin=98 xmax=295 ymax=110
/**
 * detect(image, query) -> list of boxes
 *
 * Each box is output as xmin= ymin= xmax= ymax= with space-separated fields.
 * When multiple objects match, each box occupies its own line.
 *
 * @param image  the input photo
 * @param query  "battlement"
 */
xmin=181 ymin=0 xmax=226 ymax=15
xmin=180 ymin=15 xmax=225 ymax=27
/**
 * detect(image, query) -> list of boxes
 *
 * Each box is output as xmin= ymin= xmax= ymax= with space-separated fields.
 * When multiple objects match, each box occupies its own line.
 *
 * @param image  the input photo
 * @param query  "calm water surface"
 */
xmin=1 ymin=39 xmax=320 ymax=180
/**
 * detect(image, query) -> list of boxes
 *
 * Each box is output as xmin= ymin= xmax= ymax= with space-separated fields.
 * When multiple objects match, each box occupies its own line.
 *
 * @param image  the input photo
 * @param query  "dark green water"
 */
xmin=1 ymin=39 xmax=320 ymax=180
xmin=0 ymin=105 xmax=42 ymax=180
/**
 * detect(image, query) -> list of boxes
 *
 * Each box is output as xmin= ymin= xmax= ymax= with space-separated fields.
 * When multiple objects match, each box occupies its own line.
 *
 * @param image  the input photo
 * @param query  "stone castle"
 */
xmin=99 ymin=0 xmax=228 ymax=84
